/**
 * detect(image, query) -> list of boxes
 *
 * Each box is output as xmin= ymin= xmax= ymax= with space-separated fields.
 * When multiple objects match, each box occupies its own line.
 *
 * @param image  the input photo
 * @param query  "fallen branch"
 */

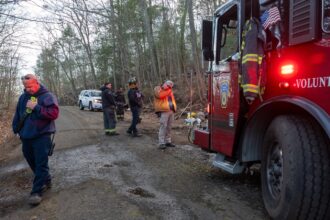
xmin=175 ymin=102 xmax=191 ymax=120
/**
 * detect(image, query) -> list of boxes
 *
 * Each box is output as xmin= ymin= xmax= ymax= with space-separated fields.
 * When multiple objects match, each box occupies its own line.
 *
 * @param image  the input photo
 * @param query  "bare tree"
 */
xmin=139 ymin=0 xmax=160 ymax=81
xmin=32 ymin=0 xmax=228 ymax=106
xmin=187 ymin=0 xmax=205 ymax=101
xmin=0 ymin=1 xmax=23 ymax=108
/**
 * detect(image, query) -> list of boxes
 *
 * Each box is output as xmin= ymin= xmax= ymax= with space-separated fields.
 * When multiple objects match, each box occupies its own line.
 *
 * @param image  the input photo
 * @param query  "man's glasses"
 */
xmin=21 ymin=76 xmax=31 ymax=80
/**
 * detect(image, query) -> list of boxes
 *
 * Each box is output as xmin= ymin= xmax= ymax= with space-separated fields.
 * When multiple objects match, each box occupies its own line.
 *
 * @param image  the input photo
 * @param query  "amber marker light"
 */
xmin=207 ymin=103 xmax=210 ymax=114
xmin=281 ymin=64 xmax=294 ymax=75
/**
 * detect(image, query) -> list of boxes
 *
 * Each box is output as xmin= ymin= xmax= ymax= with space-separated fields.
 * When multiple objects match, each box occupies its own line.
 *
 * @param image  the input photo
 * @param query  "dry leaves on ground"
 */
xmin=0 ymin=110 xmax=14 ymax=146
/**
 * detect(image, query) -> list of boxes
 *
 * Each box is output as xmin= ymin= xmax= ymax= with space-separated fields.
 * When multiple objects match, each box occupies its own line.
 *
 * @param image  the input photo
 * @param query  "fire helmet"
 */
xmin=128 ymin=77 xmax=137 ymax=84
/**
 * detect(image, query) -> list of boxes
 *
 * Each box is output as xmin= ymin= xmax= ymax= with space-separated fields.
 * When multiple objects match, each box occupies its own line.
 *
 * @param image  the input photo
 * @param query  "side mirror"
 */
xmin=201 ymin=20 xmax=214 ymax=61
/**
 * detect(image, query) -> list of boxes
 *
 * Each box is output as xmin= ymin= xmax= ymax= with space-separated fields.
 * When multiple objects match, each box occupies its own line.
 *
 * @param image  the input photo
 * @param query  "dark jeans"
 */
xmin=22 ymin=135 xmax=52 ymax=195
xmin=128 ymin=106 xmax=140 ymax=134
xmin=103 ymin=107 xmax=117 ymax=130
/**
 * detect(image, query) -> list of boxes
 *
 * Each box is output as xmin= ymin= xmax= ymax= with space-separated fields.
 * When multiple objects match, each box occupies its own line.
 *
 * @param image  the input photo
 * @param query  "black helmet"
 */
xmin=128 ymin=76 xmax=137 ymax=84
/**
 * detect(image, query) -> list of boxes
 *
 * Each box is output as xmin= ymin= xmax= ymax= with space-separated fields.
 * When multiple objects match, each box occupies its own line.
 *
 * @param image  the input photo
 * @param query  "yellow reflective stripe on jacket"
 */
xmin=242 ymin=84 xmax=259 ymax=93
xmin=242 ymin=54 xmax=263 ymax=64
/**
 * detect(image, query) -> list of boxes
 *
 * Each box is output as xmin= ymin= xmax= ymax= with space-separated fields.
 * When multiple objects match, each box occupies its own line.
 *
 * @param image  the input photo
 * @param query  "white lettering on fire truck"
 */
xmin=295 ymin=76 xmax=330 ymax=88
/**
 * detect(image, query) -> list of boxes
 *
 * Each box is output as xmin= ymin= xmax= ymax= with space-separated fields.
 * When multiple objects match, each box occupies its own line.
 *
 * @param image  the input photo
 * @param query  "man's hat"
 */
xmin=163 ymin=80 xmax=174 ymax=89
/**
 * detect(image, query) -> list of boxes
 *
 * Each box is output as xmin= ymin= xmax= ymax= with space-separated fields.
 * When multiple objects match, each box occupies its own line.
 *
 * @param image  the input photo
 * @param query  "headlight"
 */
xmin=93 ymin=99 xmax=102 ymax=103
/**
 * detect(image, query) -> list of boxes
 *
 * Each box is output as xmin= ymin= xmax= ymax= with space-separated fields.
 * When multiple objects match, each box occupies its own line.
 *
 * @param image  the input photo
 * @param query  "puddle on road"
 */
xmin=128 ymin=187 xmax=155 ymax=198
xmin=0 ymin=144 xmax=133 ymax=189
xmin=0 ymin=143 xmax=187 ymax=220
xmin=50 ymin=144 xmax=130 ymax=188
xmin=0 ymin=161 xmax=27 ymax=176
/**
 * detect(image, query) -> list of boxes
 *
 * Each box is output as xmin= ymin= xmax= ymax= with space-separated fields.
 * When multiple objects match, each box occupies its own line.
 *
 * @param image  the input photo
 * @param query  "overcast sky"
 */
xmin=13 ymin=0 xmax=51 ymax=75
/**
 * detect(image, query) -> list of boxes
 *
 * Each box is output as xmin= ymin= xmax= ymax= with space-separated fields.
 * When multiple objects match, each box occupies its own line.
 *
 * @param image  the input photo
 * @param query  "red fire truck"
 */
xmin=196 ymin=0 xmax=330 ymax=219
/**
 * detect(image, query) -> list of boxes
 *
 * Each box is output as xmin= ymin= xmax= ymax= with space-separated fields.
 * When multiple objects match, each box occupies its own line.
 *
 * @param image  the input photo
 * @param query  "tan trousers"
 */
xmin=158 ymin=111 xmax=174 ymax=145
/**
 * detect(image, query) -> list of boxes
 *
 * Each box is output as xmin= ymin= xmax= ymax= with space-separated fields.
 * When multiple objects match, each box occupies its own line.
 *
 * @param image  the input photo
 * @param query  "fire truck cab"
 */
xmin=197 ymin=0 xmax=330 ymax=219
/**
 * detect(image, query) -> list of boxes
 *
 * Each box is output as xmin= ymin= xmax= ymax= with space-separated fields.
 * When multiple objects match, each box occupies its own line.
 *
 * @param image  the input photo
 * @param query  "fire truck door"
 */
xmin=210 ymin=61 xmax=241 ymax=157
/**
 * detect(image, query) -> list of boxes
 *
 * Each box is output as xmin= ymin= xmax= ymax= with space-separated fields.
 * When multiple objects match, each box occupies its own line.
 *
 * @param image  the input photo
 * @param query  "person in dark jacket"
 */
xmin=115 ymin=87 xmax=126 ymax=121
xmin=100 ymin=82 xmax=119 ymax=136
xmin=127 ymin=77 xmax=143 ymax=137
xmin=12 ymin=74 xmax=59 ymax=206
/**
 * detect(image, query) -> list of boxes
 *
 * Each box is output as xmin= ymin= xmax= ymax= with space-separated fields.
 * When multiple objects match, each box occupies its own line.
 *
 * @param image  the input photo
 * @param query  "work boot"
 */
xmin=105 ymin=131 xmax=110 ymax=135
xmin=132 ymin=132 xmax=142 ymax=137
xmin=158 ymin=144 xmax=166 ymax=150
xmin=41 ymin=181 xmax=52 ymax=193
xmin=28 ymin=193 xmax=42 ymax=206
xmin=108 ymin=132 xmax=119 ymax=136
xmin=165 ymin=143 xmax=176 ymax=147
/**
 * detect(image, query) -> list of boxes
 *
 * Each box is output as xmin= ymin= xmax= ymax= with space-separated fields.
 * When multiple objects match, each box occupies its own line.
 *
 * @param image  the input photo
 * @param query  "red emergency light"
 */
xmin=281 ymin=64 xmax=294 ymax=75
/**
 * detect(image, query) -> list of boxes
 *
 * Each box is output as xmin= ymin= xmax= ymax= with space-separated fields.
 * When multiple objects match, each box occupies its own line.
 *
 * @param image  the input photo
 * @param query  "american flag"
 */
xmin=260 ymin=7 xmax=281 ymax=30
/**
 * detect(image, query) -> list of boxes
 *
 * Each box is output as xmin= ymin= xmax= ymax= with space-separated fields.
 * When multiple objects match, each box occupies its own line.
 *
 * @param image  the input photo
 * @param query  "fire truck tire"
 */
xmin=261 ymin=115 xmax=330 ymax=220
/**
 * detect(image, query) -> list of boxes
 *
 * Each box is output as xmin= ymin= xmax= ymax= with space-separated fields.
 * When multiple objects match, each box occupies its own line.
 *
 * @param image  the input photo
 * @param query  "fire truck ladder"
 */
xmin=213 ymin=153 xmax=245 ymax=174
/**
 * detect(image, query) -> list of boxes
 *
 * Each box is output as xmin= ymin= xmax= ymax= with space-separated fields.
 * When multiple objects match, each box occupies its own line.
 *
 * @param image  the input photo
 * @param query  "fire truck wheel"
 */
xmin=261 ymin=115 xmax=330 ymax=220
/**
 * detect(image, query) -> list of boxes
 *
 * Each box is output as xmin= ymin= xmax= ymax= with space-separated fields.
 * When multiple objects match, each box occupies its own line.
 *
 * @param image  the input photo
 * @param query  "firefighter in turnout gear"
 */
xmin=100 ymin=82 xmax=119 ymax=136
xmin=127 ymin=77 xmax=143 ymax=137
xmin=115 ymin=87 xmax=126 ymax=121
xmin=241 ymin=17 xmax=266 ymax=104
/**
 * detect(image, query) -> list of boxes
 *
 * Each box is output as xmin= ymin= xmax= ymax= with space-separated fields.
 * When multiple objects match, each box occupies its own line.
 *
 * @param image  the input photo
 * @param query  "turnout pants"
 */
xmin=103 ymin=106 xmax=117 ymax=133
xmin=116 ymin=103 xmax=125 ymax=120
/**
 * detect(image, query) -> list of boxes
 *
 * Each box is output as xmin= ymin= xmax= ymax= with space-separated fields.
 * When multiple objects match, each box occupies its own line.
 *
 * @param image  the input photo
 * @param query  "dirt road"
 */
xmin=0 ymin=106 xmax=269 ymax=220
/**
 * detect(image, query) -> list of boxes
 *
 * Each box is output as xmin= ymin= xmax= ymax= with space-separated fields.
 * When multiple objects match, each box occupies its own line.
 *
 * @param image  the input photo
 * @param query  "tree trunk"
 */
xmin=187 ymin=0 xmax=205 ymax=102
xmin=139 ymin=0 xmax=159 ymax=82
xmin=179 ymin=0 xmax=189 ymax=85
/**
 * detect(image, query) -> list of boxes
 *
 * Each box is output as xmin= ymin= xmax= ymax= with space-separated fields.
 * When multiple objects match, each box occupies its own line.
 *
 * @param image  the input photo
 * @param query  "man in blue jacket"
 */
xmin=12 ymin=74 xmax=59 ymax=206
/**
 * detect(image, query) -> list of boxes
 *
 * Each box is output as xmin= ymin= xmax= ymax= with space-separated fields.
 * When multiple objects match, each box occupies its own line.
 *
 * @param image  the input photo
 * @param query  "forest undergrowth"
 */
xmin=0 ymin=109 xmax=14 ymax=146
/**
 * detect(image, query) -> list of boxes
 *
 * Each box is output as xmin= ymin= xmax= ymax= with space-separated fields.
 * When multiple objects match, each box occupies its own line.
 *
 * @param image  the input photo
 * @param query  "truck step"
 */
xmin=213 ymin=153 xmax=245 ymax=174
